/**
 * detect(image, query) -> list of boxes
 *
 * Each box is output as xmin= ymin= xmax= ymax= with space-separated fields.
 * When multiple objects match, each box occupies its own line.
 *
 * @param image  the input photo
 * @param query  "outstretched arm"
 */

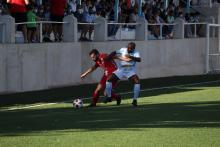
xmin=105 ymin=51 xmax=117 ymax=60
xmin=106 ymin=51 xmax=130 ymax=61
xmin=81 ymin=65 xmax=98 ymax=79
xmin=125 ymin=54 xmax=141 ymax=62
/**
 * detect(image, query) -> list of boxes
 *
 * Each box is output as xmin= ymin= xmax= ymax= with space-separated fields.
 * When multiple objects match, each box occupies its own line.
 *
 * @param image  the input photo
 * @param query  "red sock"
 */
xmin=92 ymin=91 xmax=99 ymax=104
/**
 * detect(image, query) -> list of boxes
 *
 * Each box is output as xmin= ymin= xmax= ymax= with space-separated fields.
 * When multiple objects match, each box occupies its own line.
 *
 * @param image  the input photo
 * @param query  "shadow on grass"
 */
xmin=0 ymin=100 xmax=220 ymax=136
xmin=0 ymin=74 xmax=220 ymax=107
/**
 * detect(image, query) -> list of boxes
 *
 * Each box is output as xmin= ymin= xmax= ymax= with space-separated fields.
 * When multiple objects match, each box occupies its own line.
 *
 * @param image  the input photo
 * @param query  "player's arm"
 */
xmin=106 ymin=50 xmax=129 ymax=61
xmin=116 ymin=56 xmax=132 ymax=62
xmin=125 ymin=54 xmax=141 ymax=62
xmin=105 ymin=51 xmax=117 ymax=60
xmin=80 ymin=64 xmax=98 ymax=79
xmin=24 ymin=0 xmax=29 ymax=5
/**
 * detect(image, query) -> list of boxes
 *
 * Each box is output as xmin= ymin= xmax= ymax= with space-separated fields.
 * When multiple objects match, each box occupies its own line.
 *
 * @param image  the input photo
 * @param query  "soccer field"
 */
xmin=0 ymin=76 xmax=220 ymax=147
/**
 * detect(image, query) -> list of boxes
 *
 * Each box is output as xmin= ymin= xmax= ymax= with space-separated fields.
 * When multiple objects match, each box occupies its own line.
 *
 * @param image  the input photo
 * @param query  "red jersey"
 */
xmin=95 ymin=53 xmax=117 ymax=76
xmin=50 ymin=0 xmax=67 ymax=15
xmin=9 ymin=0 xmax=27 ymax=13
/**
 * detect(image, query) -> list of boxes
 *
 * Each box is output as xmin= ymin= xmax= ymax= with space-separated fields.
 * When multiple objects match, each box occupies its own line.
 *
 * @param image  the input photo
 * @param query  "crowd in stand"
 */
xmin=0 ymin=0 xmax=219 ymax=42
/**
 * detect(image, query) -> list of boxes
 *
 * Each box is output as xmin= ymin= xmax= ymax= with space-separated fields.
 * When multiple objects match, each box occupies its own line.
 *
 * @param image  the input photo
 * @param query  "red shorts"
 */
xmin=99 ymin=75 xmax=117 ymax=88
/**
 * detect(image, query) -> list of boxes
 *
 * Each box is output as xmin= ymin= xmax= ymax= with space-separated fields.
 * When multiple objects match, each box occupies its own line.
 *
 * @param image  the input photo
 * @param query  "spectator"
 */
xmin=129 ymin=8 xmax=138 ymax=29
xmin=7 ymin=0 xmax=29 ymax=43
xmin=26 ymin=4 xmax=41 ymax=43
xmin=40 ymin=5 xmax=52 ymax=42
xmin=79 ymin=6 xmax=96 ymax=41
xmin=68 ymin=0 xmax=77 ymax=14
xmin=50 ymin=0 xmax=67 ymax=42
xmin=129 ymin=8 xmax=138 ymax=23
xmin=166 ymin=10 xmax=174 ymax=38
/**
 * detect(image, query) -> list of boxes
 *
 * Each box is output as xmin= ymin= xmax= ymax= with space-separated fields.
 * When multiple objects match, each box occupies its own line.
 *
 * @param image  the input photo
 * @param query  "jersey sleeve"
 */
xmin=116 ymin=48 xmax=124 ymax=56
xmin=133 ymin=51 xmax=140 ymax=58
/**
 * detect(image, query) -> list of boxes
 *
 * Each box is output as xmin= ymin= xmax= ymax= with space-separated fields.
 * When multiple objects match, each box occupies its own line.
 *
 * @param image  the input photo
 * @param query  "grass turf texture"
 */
xmin=0 ymin=75 xmax=220 ymax=146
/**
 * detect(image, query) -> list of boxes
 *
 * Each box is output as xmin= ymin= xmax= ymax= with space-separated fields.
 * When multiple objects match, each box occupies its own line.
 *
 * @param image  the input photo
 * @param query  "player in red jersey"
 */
xmin=81 ymin=49 xmax=121 ymax=107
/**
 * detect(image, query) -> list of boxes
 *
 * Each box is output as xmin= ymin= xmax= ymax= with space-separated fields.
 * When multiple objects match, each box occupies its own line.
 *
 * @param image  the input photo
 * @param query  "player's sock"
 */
xmin=92 ymin=91 xmax=99 ymax=105
xmin=106 ymin=82 xmax=112 ymax=98
xmin=133 ymin=84 xmax=140 ymax=100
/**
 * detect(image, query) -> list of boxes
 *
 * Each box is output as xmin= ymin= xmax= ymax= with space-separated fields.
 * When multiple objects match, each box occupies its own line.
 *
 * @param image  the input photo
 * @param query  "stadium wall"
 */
xmin=0 ymin=39 xmax=210 ymax=93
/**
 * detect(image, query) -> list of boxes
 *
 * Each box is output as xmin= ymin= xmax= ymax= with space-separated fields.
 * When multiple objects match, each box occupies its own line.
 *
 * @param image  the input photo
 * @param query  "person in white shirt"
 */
xmin=105 ymin=42 xmax=141 ymax=107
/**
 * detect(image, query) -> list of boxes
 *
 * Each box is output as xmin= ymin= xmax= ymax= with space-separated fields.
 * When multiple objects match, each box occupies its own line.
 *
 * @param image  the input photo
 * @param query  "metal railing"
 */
xmin=148 ymin=23 xmax=176 ymax=40
xmin=15 ymin=21 xmax=68 ymax=43
xmin=0 ymin=17 xmax=215 ymax=43
xmin=191 ymin=0 xmax=213 ymax=7
xmin=77 ymin=22 xmax=98 ymax=41
xmin=107 ymin=22 xmax=139 ymax=40
xmin=184 ymin=22 xmax=207 ymax=38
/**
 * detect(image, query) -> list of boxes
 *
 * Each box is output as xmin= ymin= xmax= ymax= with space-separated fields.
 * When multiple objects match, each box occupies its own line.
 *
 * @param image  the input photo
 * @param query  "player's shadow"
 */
xmin=0 ymin=86 xmax=203 ymax=107
xmin=0 ymin=100 xmax=220 ymax=136
xmin=0 ymin=74 xmax=220 ymax=107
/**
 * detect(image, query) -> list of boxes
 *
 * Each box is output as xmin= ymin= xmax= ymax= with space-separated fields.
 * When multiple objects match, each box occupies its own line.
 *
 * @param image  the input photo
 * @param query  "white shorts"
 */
xmin=113 ymin=66 xmax=136 ymax=80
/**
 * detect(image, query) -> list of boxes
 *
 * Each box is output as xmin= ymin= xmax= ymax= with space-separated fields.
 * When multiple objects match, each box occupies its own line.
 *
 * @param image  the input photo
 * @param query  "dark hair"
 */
xmin=89 ymin=49 xmax=99 ymax=55
xmin=128 ymin=42 xmax=136 ymax=49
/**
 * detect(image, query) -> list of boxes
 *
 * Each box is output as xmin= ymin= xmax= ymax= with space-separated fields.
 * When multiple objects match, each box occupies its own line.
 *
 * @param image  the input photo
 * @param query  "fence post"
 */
xmin=218 ymin=8 xmax=220 ymax=52
xmin=173 ymin=18 xmax=184 ymax=39
xmin=0 ymin=15 xmax=15 ymax=43
xmin=94 ymin=16 xmax=107 ymax=41
xmin=205 ymin=16 xmax=215 ymax=37
xmin=63 ymin=15 xmax=78 ymax=42
xmin=135 ymin=17 xmax=148 ymax=41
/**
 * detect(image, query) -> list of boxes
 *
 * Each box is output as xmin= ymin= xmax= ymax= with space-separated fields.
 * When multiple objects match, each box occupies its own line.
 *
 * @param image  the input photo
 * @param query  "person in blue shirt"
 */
xmin=105 ymin=42 xmax=141 ymax=107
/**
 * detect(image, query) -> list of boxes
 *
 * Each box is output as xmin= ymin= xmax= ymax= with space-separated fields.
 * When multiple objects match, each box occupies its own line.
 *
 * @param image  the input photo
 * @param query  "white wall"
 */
xmin=0 ymin=39 xmax=210 ymax=93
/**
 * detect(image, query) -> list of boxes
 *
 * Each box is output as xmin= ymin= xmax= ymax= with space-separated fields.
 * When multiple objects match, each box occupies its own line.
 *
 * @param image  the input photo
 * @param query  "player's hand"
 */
xmin=124 ymin=54 xmax=133 ymax=61
xmin=125 ymin=54 xmax=133 ymax=59
xmin=117 ymin=56 xmax=132 ymax=61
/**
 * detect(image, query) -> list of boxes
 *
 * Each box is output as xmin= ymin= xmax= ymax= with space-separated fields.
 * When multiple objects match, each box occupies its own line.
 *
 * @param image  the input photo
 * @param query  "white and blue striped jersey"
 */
xmin=116 ymin=47 xmax=140 ymax=67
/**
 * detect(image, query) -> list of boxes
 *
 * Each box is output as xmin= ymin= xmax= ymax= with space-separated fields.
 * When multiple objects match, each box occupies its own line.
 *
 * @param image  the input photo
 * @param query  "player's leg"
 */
xmin=111 ymin=80 xmax=121 ymax=105
xmin=90 ymin=83 xmax=103 ymax=107
xmin=89 ymin=75 xmax=106 ymax=107
xmin=105 ymin=73 xmax=120 ymax=102
xmin=128 ymin=74 xmax=140 ymax=107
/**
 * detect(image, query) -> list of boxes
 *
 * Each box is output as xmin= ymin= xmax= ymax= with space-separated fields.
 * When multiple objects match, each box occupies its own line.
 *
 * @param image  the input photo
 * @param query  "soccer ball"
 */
xmin=73 ymin=98 xmax=83 ymax=108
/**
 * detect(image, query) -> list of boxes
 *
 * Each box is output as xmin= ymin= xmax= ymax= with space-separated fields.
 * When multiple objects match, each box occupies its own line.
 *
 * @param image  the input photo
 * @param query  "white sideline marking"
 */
xmin=1 ymin=80 xmax=220 ymax=112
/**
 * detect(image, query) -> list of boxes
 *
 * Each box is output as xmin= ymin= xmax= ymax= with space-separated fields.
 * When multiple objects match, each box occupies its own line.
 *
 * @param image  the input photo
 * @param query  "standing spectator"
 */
xmin=7 ymin=0 xmax=29 ymax=43
xmin=26 ymin=4 xmax=40 ymax=43
xmin=0 ymin=3 xmax=3 ymax=15
xmin=79 ymin=7 xmax=96 ymax=41
xmin=50 ymin=0 xmax=67 ymax=42
xmin=43 ymin=4 xmax=52 ymax=42
xmin=166 ymin=10 xmax=175 ymax=38
xmin=129 ymin=8 xmax=138 ymax=29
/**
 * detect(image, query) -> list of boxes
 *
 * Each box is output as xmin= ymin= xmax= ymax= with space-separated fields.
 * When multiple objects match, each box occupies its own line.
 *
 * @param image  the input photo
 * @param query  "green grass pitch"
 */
xmin=0 ymin=75 xmax=220 ymax=147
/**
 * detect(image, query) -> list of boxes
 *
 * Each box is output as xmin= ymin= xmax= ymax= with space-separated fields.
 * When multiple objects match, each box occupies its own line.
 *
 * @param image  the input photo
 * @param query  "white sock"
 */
xmin=106 ymin=82 xmax=112 ymax=97
xmin=133 ymin=84 xmax=140 ymax=100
